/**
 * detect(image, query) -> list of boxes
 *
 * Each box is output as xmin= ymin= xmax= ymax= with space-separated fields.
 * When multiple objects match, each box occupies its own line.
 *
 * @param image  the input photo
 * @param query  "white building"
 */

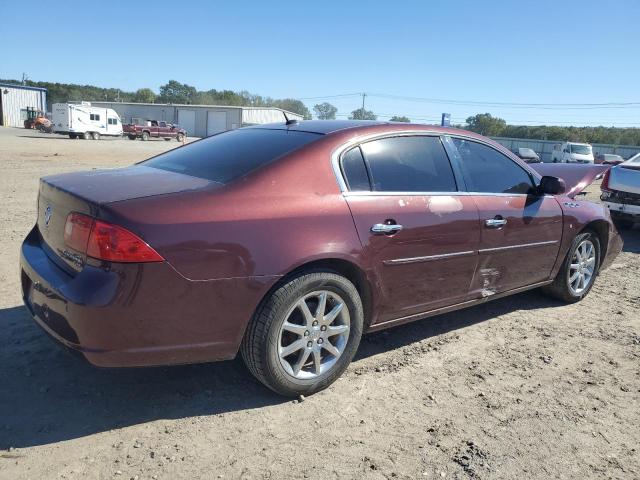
xmin=0 ymin=83 xmax=47 ymax=128
xmin=91 ymin=101 xmax=304 ymax=138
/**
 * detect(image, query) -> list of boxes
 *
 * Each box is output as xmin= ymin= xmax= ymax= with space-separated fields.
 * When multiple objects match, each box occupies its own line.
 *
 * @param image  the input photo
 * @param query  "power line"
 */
xmin=299 ymin=92 xmax=640 ymax=110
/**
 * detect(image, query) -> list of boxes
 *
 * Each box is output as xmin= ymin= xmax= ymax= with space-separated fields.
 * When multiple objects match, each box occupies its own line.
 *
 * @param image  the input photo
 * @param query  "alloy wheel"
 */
xmin=568 ymin=239 xmax=596 ymax=295
xmin=277 ymin=290 xmax=350 ymax=380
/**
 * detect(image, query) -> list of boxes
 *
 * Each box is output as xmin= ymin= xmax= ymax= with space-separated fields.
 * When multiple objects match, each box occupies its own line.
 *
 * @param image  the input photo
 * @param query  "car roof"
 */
xmin=246 ymin=120 xmax=477 ymax=138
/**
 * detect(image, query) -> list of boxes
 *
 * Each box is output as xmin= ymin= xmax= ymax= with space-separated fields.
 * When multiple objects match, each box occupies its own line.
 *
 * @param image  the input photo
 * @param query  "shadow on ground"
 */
xmin=0 ymin=284 xmax=566 ymax=450
xmin=620 ymin=226 xmax=640 ymax=253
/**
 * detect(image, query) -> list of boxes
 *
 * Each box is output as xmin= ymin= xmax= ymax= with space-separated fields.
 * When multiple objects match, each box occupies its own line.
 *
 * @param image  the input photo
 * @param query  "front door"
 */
xmin=447 ymin=137 xmax=563 ymax=296
xmin=340 ymin=135 xmax=481 ymax=325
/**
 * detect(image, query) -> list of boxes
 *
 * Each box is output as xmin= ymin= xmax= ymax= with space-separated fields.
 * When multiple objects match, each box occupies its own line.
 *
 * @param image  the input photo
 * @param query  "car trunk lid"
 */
xmin=37 ymin=165 xmax=212 ymax=272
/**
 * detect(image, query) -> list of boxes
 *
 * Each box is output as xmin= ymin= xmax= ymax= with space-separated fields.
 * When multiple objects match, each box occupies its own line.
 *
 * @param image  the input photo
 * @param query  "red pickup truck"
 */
xmin=123 ymin=120 xmax=186 ymax=141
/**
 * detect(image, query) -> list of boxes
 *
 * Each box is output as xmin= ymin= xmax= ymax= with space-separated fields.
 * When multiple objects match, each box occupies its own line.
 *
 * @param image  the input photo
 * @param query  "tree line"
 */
xmin=0 ymin=79 xmax=312 ymax=119
xmin=3 ymin=79 xmax=638 ymax=145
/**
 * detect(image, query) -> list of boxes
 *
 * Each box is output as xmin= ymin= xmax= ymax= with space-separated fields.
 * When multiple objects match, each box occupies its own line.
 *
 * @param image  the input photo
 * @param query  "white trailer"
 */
xmin=52 ymin=102 xmax=123 ymax=140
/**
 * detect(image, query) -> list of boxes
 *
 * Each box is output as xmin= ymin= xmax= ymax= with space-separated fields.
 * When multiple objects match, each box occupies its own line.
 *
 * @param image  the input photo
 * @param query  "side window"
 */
xmin=452 ymin=138 xmax=534 ymax=194
xmin=340 ymin=147 xmax=370 ymax=191
xmin=90 ymin=113 xmax=100 ymax=121
xmin=360 ymin=136 xmax=457 ymax=192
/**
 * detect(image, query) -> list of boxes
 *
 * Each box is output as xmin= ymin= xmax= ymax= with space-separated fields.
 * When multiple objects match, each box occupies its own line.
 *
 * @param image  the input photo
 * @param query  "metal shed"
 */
xmin=0 ymin=83 xmax=47 ymax=127
xmin=91 ymin=102 xmax=304 ymax=138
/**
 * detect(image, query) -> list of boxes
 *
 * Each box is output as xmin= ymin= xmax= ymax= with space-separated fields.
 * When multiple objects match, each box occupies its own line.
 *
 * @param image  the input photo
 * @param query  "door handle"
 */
xmin=371 ymin=223 xmax=403 ymax=234
xmin=485 ymin=217 xmax=507 ymax=228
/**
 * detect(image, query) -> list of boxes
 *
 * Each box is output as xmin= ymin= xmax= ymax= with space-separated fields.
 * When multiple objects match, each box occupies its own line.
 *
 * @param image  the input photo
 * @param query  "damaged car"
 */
xmin=601 ymin=154 xmax=640 ymax=229
xmin=20 ymin=121 xmax=622 ymax=396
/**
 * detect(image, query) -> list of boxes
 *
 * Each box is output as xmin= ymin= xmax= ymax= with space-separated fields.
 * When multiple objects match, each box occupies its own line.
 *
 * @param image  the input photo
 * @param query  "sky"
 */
xmin=2 ymin=0 xmax=639 ymax=127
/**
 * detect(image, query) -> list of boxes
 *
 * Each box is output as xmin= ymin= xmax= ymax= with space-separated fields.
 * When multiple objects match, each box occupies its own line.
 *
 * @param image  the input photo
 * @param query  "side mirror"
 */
xmin=539 ymin=176 xmax=566 ymax=195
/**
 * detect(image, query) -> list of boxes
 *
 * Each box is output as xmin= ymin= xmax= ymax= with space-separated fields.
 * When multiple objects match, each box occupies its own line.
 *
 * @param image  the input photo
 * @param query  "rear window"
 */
xmin=143 ymin=128 xmax=321 ymax=183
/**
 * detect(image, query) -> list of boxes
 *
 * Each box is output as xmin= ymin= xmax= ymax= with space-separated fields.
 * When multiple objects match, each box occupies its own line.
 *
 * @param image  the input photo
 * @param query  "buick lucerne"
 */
xmin=20 ymin=121 xmax=622 ymax=396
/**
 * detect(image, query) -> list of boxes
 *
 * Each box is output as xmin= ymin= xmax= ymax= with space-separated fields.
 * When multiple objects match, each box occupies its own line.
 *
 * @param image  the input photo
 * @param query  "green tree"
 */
xmin=133 ymin=88 xmax=156 ymax=103
xmin=389 ymin=115 xmax=410 ymax=122
xmin=349 ymin=108 xmax=377 ymax=120
xmin=465 ymin=113 xmax=507 ymax=136
xmin=313 ymin=102 xmax=337 ymax=120
xmin=157 ymin=80 xmax=197 ymax=104
xmin=271 ymin=99 xmax=312 ymax=119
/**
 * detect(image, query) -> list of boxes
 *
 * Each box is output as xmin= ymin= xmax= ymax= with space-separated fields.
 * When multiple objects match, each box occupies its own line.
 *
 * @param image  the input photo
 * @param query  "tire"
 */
xmin=542 ymin=231 xmax=600 ymax=303
xmin=176 ymin=133 xmax=184 ymax=142
xmin=141 ymin=131 xmax=150 ymax=141
xmin=69 ymin=133 xmax=77 ymax=139
xmin=241 ymin=271 xmax=363 ymax=397
xmin=128 ymin=135 xmax=136 ymax=140
xmin=91 ymin=132 xmax=100 ymax=140
xmin=164 ymin=137 xmax=171 ymax=141
xmin=82 ymin=131 xmax=91 ymax=140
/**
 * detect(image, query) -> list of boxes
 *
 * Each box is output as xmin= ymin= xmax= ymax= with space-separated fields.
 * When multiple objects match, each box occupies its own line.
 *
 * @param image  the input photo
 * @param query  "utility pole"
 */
xmin=21 ymin=73 xmax=28 ymax=85
xmin=361 ymin=92 xmax=366 ymax=113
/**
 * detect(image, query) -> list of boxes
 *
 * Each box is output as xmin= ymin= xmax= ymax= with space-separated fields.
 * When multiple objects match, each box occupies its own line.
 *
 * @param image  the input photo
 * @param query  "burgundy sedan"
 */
xmin=20 ymin=121 xmax=622 ymax=396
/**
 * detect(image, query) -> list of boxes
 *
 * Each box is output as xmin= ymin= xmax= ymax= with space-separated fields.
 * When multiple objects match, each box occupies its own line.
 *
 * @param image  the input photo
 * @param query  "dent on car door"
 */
xmin=446 ymin=137 xmax=563 ymax=296
xmin=341 ymin=135 xmax=481 ymax=326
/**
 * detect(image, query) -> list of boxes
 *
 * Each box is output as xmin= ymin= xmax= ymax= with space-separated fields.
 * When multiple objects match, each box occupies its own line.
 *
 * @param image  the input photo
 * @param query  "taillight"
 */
xmin=64 ymin=213 xmax=163 ymax=263
xmin=600 ymin=168 xmax=612 ymax=192
xmin=64 ymin=213 xmax=93 ymax=252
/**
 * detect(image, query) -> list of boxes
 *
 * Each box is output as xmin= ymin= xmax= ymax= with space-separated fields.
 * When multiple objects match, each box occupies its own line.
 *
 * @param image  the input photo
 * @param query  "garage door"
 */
xmin=178 ymin=110 xmax=196 ymax=137
xmin=207 ymin=111 xmax=227 ymax=137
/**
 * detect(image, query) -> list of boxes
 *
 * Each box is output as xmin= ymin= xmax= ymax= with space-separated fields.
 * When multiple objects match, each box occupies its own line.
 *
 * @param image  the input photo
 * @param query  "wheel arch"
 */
xmin=580 ymin=220 xmax=609 ymax=266
xmin=250 ymin=257 xmax=375 ymax=334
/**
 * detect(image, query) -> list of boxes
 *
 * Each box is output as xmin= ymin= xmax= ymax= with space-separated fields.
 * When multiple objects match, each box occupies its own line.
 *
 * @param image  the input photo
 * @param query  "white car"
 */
xmin=551 ymin=142 xmax=594 ymax=163
xmin=601 ymin=155 xmax=640 ymax=228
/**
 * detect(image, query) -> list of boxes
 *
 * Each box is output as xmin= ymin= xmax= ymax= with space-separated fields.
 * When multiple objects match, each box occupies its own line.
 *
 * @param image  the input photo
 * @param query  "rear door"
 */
xmin=446 ymin=136 xmax=563 ymax=296
xmin=342 ymin=134 xmax=481 ymax=325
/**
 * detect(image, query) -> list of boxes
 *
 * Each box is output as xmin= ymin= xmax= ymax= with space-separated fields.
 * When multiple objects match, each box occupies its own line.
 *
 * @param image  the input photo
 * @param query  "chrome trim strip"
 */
xmin=478 ymin=240 xmax=558 ymax=254
xmin=330 ymin=129 xmax=541 ymax=194
xmin=343 ymin=191 xmax=554 ymax=198
xmin=383 ymin=250 xmax=476 ymax=265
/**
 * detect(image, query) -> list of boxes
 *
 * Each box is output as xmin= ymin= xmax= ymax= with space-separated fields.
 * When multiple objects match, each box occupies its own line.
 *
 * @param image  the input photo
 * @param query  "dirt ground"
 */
xmin=0 ymin=127 xmax=638 ymax=480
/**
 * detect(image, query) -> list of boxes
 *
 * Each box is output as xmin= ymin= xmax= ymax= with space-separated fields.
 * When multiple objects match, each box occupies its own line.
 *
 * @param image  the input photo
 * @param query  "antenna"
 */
xmin=283 ymin=110 xmax=298 ymax=126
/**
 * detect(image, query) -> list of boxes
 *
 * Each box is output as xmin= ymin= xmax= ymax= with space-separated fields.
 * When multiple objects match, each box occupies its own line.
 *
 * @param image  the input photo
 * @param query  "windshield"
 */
xmin=143 ymin=128 xmax=321 ymax=183
xmin=570 ymin=144 xmax=592 ymax=155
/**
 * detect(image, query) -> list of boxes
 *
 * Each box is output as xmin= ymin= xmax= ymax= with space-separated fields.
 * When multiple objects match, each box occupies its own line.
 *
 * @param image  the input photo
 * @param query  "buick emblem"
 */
xmin=44 ymin=205 xmax=52 ymax=227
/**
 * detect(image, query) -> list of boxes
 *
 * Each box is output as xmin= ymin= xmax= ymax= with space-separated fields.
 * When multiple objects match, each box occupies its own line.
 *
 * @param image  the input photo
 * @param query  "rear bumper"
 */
xmin=20 ymin=226 xmax=275 ymax=367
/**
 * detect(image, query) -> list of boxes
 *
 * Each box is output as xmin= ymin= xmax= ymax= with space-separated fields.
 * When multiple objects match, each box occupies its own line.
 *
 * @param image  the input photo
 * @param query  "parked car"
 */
xmin=512 ymin=147 xmax=541 ymax=163
xmin=123 ymin=120 xmax=186 ymax=142
xmin=595 ymin=153 xmax=625 ymax=165
xmin=20 ymin=121 xmax=622 ymax=396
xmin=551 ymin=142 xmax=594 ymax=163
xmin=601 ymin=154 xmax=640 ymax=228
xmin=52 ymin=102 xmax=123 ymax=140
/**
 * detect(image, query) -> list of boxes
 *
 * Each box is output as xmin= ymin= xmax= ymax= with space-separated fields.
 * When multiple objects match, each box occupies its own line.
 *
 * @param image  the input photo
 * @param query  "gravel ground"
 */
xmin=0 ymin=127 xmax=638 ymax=480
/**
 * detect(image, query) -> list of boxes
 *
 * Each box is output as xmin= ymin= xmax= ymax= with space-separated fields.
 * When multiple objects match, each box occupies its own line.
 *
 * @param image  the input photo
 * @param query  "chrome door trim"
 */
xmin=478 ymin=240 xmax=558 ymax=254
xmin=383 ymin=250 xmax=476 ymax=266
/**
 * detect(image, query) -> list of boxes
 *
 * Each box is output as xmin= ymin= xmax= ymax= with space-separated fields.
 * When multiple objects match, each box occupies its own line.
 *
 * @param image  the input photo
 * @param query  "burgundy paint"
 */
xmin=20 ymin=122 xmax=622 ymax=367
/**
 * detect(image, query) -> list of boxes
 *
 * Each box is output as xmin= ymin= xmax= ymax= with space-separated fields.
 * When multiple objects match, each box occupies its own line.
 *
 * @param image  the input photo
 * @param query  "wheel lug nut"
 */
xmin=307 ymin=341 xmax=313 ymax=348
xmin=320 ymin=325 xmax=327 ymax=331
xmin=304 ymin=330 xmax=310 ymax=337
xmin=312 ymin=321 xmax=318 ymax=326
xmin=317 ymin=338 xmax=324 ymax=344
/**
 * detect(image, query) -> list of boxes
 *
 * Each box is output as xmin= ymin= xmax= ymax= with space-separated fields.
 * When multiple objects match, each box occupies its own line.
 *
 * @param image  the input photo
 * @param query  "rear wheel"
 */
xmin=141 ymin=131 xmax=150 ymax=141
xmin=91 ymin=132 xmax=100 ymax=140
xmin=542 ymin=231 xmax=600 ymax=303
xmin=164 ymin=137 xmax=171 ymax=141
xmin=128 ymin=135 xmax=136 ymax=140
xmin=241 ymin=272 xmax=363 ymax=397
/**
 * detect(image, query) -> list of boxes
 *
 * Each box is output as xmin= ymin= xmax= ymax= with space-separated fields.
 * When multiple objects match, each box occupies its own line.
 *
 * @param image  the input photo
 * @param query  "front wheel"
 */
xmin=542 ymin=231 xmax=600 ymax=303
xmin=241 ymin=272 xmax=363 ymax=397
xmin=176 ymin=133 xmax=185 ymax=142
xmin=82 ymin=131 xmax=91 ymax=140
